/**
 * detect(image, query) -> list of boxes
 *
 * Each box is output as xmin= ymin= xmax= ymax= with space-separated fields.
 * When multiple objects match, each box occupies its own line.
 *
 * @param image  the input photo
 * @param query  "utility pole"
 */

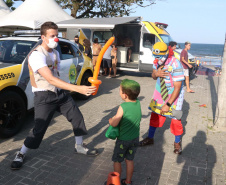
xmin=214 ymin=34 xmax=226 ymax=128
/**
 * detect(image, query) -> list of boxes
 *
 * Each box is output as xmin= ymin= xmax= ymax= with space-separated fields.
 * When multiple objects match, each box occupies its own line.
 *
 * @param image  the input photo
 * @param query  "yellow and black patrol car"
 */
xmin=0 ymin=31 xmax=93 ymax=138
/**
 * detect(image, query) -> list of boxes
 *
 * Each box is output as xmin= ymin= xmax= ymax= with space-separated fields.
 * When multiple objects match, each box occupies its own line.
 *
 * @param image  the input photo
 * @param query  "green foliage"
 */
xmin=4 ymin=0 xmax=24 ymax=10
xmin=4 ymin=0 xmax=13 ymax=9
xmin=55 ymin=0 xmax=156 ymax=18
xmin=4 ymin=0 xmax=156 ymax=18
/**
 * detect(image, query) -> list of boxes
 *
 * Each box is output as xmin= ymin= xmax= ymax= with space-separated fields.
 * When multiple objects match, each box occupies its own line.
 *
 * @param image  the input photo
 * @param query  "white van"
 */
xmin=57 ymin=16 xmax=198 ymax=74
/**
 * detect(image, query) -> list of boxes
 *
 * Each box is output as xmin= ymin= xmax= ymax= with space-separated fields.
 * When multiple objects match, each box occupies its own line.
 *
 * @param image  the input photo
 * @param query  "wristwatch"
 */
xmin=166 ymin=102 xmax=171 ymax=107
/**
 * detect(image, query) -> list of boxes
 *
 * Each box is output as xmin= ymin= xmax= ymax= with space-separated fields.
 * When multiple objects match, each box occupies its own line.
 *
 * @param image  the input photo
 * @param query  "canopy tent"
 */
xmin=0 ymin=0 xmax=74 ymax=34
xmin=57 ymin=16 xmax=142 ymax=30
xmin=0 ymin=0 xmax=10 ymax=17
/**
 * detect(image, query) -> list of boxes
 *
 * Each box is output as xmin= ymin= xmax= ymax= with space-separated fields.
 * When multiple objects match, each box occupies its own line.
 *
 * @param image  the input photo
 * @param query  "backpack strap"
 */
xmin=28 ymin=47 xmax=39 ymax=88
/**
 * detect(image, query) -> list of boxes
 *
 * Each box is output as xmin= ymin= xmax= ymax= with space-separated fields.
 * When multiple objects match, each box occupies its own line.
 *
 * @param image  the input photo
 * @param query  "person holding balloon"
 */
xmin=11 ymin=22 xmax=98 ymax=170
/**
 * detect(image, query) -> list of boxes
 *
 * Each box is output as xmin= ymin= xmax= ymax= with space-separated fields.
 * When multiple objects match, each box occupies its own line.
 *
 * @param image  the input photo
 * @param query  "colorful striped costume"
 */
xmin=149 ymin=56 xmax=185 ymax=135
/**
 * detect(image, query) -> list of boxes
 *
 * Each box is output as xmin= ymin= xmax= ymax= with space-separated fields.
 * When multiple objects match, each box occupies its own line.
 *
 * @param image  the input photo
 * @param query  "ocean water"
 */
xmin=178 ymin=43 xmax=224 ymax=66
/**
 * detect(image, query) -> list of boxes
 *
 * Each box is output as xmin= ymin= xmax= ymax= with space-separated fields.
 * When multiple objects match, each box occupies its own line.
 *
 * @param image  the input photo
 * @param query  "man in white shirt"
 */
xmin=11 ymin=22 xmax=98 ymax=170
xmin=103 ymin=39 xmax=112 ymax=76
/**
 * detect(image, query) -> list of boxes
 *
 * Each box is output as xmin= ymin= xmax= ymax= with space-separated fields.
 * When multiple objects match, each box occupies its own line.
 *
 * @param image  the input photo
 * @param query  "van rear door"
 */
xmin=139 ymin=25 xmax=160 ymax=72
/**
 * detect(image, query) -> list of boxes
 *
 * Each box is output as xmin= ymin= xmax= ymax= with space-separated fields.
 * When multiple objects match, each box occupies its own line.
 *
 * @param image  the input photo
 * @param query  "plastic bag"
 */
xmin=105 ymin=125 xmax=119 ymax=140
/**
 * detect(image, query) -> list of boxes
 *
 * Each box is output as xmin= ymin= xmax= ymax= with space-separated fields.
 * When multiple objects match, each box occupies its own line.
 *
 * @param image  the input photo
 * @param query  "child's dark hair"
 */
xmin=120 ymin=79 xmax=140 ymax=100
xmin=41 ymin=22 xmax=58 ymax=36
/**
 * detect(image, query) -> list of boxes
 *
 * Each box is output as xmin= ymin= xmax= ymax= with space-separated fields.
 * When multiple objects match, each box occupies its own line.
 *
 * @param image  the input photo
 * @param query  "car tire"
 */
xmin=0 ymin=91 xmax=26 ymax=138
xmin=74 ymin=72 xmax=92 ymax=100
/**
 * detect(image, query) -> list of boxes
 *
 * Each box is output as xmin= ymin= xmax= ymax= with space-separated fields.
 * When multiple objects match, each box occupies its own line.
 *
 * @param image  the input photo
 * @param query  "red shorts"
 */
xmin=149 ymin=112 xmax=183 ymax=135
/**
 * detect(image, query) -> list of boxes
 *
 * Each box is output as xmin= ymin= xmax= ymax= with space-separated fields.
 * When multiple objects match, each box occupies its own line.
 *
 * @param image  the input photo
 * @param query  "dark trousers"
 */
xmin=24 ymin=90 xmax=87 ymax=149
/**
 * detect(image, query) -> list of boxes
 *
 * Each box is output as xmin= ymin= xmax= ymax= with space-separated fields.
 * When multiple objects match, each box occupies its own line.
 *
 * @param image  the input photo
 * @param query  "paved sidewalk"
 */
xmin=0 ymin=71 xmax=225 ymax=185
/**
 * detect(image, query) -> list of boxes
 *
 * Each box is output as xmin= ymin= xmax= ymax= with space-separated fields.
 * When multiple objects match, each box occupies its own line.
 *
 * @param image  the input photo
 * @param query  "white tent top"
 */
xmin=0 ymin=0 xmax=74 ymax=33
xmin=0 ymin=0 xmax=10 ymax=17
xmin=57 ymin=16 xmax=142 ymax=29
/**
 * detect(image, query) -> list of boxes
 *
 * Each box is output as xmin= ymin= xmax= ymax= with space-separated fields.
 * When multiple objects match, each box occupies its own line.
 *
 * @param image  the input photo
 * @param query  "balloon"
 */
xmin=88 ymin=37 xmax=115 ymax=95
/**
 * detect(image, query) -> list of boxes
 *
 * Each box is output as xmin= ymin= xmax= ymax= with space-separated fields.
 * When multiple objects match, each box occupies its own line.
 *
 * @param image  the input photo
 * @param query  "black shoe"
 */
xmin=11 ymin=151 xmax=25 ymax=170
xmin=139 ymin=137 xmax=154 ymax=147
xmin=121 ymin=179 xmax=132 ymax=185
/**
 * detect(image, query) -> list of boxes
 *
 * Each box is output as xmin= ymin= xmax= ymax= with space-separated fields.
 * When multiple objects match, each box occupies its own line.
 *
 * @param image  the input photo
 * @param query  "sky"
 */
xmin=14 ymin=0 xmax=226 ymax=44
xmin=129 ymin=0 xmax=226 ymax=44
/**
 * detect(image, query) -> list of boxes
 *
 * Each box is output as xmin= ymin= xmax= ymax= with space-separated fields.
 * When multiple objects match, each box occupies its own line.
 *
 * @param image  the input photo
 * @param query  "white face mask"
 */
xmin=45 ymin=37 xmax=58 ymax=49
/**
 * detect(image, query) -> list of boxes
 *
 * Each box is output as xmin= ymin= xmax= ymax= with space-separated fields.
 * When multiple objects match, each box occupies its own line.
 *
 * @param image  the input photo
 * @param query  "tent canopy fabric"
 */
xmin=57 ymin=16 xmax=142 ymax=29
xmin=0 ymin=0 xmax=74 ymax=33
xmin=0 ymin=0 xmax=10 ymax=17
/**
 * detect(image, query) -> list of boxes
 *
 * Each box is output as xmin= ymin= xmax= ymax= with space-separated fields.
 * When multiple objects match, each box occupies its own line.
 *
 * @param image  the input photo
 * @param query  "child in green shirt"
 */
xmin=109 ymin=79 xmax=142 ymax=185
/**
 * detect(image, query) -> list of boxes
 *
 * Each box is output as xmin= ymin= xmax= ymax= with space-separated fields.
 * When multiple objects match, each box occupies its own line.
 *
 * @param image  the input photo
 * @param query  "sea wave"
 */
xmin=196 ymin=56 xmax=223 ymax=66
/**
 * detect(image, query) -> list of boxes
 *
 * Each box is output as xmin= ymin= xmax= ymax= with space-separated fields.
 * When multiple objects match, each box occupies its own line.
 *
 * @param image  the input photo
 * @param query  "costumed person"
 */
xmin=11 ymin=22 xmax=98 ymax=170
xmin=109 ymin=79 xmax=141 ymax=185
xmin=139 ymin=42 xmax=185 ymax=154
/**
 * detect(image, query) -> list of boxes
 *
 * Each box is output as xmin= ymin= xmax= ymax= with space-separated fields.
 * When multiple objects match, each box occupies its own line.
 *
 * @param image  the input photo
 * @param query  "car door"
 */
xmin=57 ymin=41 xmax=77 ymax=83
xmin=139 ymin=27 xmax=160 ymax=72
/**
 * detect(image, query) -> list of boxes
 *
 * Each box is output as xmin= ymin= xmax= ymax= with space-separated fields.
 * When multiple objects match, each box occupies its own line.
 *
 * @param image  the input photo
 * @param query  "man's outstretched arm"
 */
xmin=38 ymin=66 xmax=96 ymax=95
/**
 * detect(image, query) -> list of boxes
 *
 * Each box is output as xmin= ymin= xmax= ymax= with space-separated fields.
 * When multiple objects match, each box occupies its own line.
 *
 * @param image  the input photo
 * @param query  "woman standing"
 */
xmin=83 ymin=39 xmax=92 ymax=59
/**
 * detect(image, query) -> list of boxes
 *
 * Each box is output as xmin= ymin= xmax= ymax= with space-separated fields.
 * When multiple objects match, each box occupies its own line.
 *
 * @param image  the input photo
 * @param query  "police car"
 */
xmin=0 ymin=31 xmax=93 ymax=138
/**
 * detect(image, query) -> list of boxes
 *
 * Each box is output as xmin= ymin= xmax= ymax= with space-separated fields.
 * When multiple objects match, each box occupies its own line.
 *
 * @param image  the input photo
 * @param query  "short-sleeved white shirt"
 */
xmin=103 ymin=46 xmax=112 ymax=59
xmin=29 ymin=50 xmax=60 ymax=92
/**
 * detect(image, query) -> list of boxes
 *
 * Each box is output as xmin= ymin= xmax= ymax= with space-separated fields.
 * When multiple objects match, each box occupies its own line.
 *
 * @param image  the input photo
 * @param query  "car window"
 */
xmin=143 ymin=33 xmax=156 ymax=49
xmin=159 ymin=34 xmax=174 ymax=46
xmin=0 ymin=40 xmax=37 ymax=64
xmin=58 ymin=42 xmax=75 ymax=60
xmin=71 ymin=45 xmax=83 ymax=63
xmin=93 ymin=31 xmax=113 ymax=43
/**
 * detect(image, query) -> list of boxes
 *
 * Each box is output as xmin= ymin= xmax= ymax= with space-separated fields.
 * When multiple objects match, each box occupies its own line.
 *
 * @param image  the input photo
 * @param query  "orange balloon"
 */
xmin=88 ymin=37 xmax=115 ymax=95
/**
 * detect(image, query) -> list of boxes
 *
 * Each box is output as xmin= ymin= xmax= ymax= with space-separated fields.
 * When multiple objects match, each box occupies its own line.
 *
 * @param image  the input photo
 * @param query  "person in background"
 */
xmin=92 ymin=38 xmax=102 ymax=71
xmin=180 ymin=41 xmax=194 ymax=93
xmin=168 ymin=41 xmax=177 ymax=58
xmin=103 ymin=39 xmax=112 ymax=76
xmin=83 ymin=39 xmax=92 ymax=59
xmin=109 ymin=79 xmax=141 ymax=185
xmin=74 ymin=35 xmax=84 ymax=52
xmin=111 ymin=43 xmax=117 ymax=78
xmin=123 ymin=37 xmax=133 ymax=63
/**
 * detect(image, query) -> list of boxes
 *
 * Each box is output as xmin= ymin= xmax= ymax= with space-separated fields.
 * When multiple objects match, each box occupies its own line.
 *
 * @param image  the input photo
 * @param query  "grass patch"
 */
xmin=207 ymin=125 xmax=214 ymax=131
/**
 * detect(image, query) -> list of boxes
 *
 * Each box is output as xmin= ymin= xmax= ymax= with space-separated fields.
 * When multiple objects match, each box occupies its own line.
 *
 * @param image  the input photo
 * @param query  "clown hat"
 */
xmin=153 ymin=42 xmax=169 ymax=56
